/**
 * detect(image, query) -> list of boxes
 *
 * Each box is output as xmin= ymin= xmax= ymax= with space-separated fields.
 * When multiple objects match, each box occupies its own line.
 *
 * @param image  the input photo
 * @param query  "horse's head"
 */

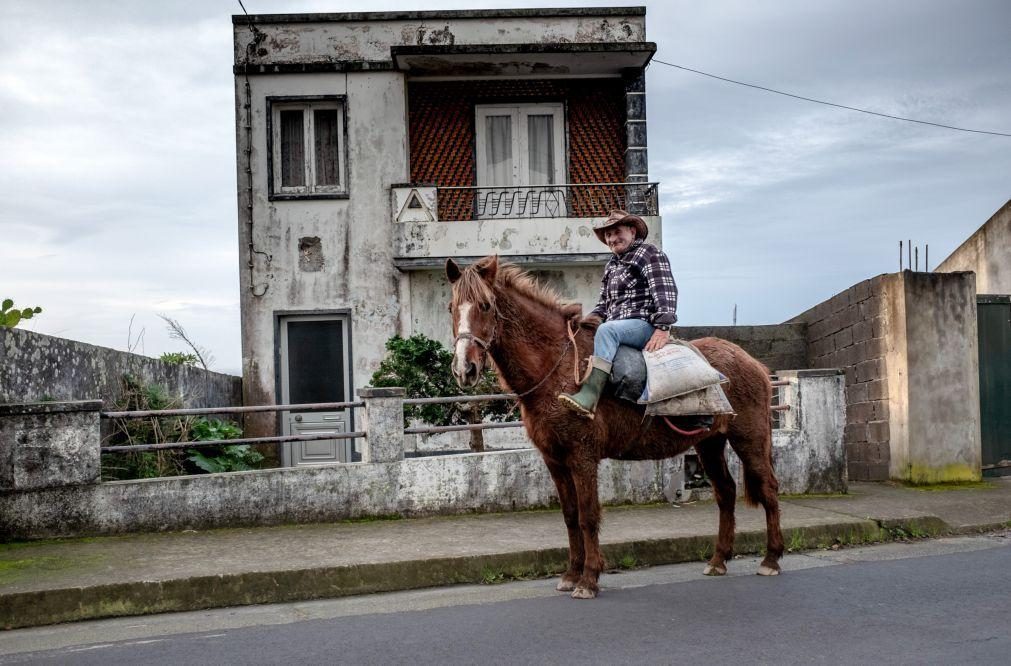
xmin=446 ymin=255 xmax=499 ymax=388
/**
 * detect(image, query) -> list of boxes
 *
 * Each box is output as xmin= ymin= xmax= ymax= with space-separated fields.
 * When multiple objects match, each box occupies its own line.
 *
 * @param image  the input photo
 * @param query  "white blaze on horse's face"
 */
xmin=452 ymin=302 xmax=484 ymax=387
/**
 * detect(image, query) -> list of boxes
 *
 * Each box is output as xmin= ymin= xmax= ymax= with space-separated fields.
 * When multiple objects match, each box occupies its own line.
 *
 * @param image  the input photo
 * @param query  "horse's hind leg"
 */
xmin=729 ymin=429 xmax=784 ymax=576
xmin=696 ymin=436 xmax=737 ymax=576
xmin=543 ymin=457 xmax=584 ymax=592
xmin=569 ymin=456 xmax=604 ymax=599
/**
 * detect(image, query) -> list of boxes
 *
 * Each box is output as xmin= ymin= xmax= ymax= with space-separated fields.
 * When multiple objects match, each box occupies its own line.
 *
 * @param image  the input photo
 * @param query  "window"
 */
xmin=475 ymin=103 xmax=566 ymax=218
xmin=268 ymin=97 xmax=346 ymax=199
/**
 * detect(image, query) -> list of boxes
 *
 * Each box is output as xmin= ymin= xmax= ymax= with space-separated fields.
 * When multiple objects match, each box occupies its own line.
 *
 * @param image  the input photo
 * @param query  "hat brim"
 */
xmin=593 ymin=214 xmax=648 ymax=244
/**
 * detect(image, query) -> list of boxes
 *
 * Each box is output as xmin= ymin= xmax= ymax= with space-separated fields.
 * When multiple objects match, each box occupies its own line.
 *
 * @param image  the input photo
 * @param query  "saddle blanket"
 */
xmin=608 ymin=341 xmax=734 ymax=417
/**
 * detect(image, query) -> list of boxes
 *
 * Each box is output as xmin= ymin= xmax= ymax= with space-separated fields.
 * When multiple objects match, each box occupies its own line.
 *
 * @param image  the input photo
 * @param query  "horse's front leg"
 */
xmin=569 ymin=457 xmax=603 ymax=599
xmin=543 ymin=457 xmax=584 ymax=591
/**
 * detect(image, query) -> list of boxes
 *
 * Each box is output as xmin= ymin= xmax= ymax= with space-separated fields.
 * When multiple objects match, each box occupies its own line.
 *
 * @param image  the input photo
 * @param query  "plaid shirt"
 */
xmin=589 ymin=239 xmax=678 ymax=327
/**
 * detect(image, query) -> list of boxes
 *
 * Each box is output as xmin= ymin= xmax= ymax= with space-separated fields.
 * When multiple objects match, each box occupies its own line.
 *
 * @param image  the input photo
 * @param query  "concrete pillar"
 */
xmin=623 ymin=68 xmax=649 ymax=216
xmin=0 ymin=400 xmax=102 ymax=491
xmin=358 ymin=387 xmax=405 ymax=463
xmin=775 ymin=369 xmax=847 ymax=494
xmin=884 ymin=271 xmax=981 ymax=483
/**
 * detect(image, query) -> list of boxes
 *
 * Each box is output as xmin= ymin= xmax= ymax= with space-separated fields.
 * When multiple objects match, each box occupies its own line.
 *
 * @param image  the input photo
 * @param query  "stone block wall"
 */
xmin=1 ymin=327 xmax=242 ymax=409
xmin=789 ymin=275 xmax=891 ymax=480
xmin=674 ymin=324 xmax=808 ymax=373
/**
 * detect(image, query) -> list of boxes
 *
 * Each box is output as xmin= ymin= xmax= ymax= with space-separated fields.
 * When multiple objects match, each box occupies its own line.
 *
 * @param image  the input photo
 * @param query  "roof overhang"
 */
xmin=391 ymin=42 xmax=656 ymax=77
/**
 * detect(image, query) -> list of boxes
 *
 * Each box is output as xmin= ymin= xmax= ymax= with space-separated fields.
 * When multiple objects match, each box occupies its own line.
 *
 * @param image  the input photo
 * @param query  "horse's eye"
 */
xmin=480 ymin=302 xmax=491 ymax=312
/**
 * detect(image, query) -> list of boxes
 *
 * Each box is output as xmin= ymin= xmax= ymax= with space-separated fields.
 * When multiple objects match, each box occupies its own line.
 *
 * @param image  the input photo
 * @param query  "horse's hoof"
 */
xmin=556 ymin=578 xmax=576 ymax=592
xmin=571 ymin=586 xmax=597 ymax=599
xmin=703 ymin=563 xmax=727 ymax=576
xmin=757 ymin=565 xmax=781 ymax=576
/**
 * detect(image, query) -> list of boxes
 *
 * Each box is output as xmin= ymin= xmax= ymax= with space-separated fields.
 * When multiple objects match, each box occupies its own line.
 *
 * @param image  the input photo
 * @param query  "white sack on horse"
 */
xmin=638 ymin=339 xmax=727 ymax=404
xmin=644 ymin=382 xmax=735 ymax=417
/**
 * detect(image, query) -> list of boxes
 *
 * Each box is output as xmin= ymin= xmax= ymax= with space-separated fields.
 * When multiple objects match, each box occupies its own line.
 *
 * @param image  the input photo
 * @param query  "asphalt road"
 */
xmin=2 ymin=533 xmax=1009 ymax=665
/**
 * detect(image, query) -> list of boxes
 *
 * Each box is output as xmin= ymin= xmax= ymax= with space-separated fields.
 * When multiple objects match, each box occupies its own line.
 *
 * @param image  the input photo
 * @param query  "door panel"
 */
xmin=279 ymin=314 xmax=352 ymax=466
xmin=978 ymin=295 xmax=1011 ymax=476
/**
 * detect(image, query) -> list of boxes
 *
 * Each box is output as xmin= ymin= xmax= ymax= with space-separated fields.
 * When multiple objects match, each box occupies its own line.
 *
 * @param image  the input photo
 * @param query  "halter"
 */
xmin=454 ymin=331 xmax=492 ymax=350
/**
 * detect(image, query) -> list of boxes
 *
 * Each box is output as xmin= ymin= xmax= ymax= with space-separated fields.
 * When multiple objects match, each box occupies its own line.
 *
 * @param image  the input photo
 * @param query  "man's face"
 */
xmin=604 ymin=224 xmax=636 ymax=255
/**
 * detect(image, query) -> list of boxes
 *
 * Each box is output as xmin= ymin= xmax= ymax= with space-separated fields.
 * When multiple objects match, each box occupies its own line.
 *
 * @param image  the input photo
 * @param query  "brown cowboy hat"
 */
xmin=592 ymin=210 xmax=648 ymax=244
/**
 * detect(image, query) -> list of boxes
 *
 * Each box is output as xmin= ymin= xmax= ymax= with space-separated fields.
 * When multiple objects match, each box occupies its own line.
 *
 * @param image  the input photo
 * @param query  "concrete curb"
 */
xmin=0 ymin=516 xmax=965 ymax=631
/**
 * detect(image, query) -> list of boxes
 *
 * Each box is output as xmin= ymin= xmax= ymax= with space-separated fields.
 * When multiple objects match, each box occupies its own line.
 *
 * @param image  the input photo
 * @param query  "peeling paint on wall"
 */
xmin=298 ymin=236 xmax=325 ymax=272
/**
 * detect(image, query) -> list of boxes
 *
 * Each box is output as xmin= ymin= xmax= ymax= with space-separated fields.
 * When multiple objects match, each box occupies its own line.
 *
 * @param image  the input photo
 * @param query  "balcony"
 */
xmin=392 ymin=182 xmax=661 ymax=270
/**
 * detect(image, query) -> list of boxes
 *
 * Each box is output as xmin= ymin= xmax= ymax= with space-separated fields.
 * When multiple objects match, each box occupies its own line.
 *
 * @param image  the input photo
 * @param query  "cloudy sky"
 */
xmin=3 ymin=0 xmax=1009 ymax=375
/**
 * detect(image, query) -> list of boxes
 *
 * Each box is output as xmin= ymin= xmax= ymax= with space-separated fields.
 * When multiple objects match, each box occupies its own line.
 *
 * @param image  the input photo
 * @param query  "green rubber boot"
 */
xmin=558 ymin=357 xmax=612 ymax=419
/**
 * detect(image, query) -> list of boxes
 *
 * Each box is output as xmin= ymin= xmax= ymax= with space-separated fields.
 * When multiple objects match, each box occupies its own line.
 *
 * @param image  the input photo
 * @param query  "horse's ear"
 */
xmin=474 ymin=255 xmax=498 ymax=284
xmin=445 ymin=258 xmax=461 ymax=284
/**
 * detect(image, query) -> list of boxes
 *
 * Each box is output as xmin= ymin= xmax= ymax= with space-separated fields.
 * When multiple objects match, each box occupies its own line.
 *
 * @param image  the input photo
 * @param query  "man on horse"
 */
xmin=558 ymin=209 xmax=678 ymax=419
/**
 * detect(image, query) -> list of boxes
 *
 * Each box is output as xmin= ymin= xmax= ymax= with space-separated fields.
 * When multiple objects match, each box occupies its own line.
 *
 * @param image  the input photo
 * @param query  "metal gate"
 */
xmin=977 ymin=295 xmax=1011 ymax=476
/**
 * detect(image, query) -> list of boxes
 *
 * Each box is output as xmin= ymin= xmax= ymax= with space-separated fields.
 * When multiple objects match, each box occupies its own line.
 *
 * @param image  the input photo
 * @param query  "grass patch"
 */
xmin=898 ymin=480 xmax=994 ymax=492
xmin=779 ymin=492 xmax=850 ymax=500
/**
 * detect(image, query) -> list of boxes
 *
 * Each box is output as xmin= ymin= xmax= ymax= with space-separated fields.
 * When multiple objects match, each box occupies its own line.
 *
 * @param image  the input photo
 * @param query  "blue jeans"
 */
xmin=593 ymin=318 xmax=655 ymax=363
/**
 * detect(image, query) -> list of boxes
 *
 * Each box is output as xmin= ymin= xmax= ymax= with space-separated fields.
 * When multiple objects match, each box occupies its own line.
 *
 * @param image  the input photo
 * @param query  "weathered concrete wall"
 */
xmin=396 ymin=215 xmax=661 ymax=260
xmin=0 ymin=452 xmax=680 ymax=540
xmin=790 ymin=271 xmax=982 ymax=483
xmin=0 ymin=328 xmax=241 ymax=408
xmin=237 ymin=70 xmax=408 ymax=431
xmin=674 ymin=324 xmax=808 ymax=373
xmin=888 ymin=272 xmax=981 ymax=483
xmin=0 ymin=372 xmax=844 ymax=539
xmin=0 ymin=401 xmax=102 ymax=492
xmin=234 ymin=10 xmax=647 ymax=66
xmin=936 ymin=200 xmax=1011 ymax=294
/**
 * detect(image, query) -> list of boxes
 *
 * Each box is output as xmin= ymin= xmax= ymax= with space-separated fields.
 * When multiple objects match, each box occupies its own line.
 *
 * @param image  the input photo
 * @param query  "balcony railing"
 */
xmin=436 ymin=182 xmax=659 ymax=221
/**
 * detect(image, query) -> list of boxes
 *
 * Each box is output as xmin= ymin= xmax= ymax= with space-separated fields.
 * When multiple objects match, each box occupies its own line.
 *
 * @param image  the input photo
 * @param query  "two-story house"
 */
xmin=232 ymin=7 xmax=660 ymax=464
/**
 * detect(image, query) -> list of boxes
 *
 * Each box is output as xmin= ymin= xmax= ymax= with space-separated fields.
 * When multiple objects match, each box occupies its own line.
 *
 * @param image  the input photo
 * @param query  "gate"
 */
xmin=978 ymin=295 xmax=1011 ymax=476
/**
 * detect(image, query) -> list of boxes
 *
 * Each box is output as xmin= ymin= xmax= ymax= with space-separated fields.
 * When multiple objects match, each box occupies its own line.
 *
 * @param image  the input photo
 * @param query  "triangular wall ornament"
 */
xmin=395 ymin=187 xmax=435 ymax=222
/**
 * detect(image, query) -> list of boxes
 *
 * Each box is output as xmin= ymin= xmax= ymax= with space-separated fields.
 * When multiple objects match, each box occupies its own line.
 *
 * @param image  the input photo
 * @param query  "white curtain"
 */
xmin=485 ymin=115 xmax=513 ymax=187
xmin=527 ymin=114 xmax=554 ymax=185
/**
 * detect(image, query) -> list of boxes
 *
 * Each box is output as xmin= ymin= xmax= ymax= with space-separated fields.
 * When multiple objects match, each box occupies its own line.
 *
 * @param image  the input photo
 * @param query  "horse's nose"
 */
xmin=464 ymin=361 xmax=478 ymax=383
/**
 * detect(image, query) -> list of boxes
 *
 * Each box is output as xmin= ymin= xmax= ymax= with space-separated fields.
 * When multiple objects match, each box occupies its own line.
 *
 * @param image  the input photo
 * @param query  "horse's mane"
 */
xmin=454 ymin=261 xmax=577 ymax=317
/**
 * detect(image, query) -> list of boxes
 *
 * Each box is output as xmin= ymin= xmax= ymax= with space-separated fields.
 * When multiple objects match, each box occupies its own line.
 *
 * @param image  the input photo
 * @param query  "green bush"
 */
xmin=370 ymin=334 xmax=512 ymax=426
xmin=187 ymin=418 xmax=263 ymax=473
xmin=160 ymin=351 xmax=200 ymax=366
xmin=101 ymin=376 xmax=262 ymax=479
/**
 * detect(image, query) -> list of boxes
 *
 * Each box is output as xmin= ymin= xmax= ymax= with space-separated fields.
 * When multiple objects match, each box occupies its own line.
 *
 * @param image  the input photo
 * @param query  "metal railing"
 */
xmin=99 ymin=379 xmax=791 ymax=454
xmin=436 ymin=182 xmax=659 ymax=221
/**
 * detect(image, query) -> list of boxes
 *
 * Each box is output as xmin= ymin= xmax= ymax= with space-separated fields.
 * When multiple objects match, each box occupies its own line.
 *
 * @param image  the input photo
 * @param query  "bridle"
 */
xmin=453 ymin=312 xmax=582 ymax=400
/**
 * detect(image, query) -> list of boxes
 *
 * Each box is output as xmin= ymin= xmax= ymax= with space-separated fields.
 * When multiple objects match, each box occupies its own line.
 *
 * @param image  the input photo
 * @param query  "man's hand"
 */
xmin=644 ymin=328 xmax=670 ymax=352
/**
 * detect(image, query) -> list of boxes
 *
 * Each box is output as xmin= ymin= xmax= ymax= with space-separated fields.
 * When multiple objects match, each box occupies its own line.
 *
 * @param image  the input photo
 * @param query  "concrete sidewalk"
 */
xmin=2 ymin=479 xmax=1009 ymax=630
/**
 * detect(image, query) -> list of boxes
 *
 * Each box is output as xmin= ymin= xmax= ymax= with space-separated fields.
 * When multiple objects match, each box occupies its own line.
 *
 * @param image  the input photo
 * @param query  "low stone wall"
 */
xmin=0 ymin=371 xmax=845 ymax=540
xmin=0 ymin=327 xmax=241 ymax=408
xmin=674 ymin=324 xmax=808 ymax=373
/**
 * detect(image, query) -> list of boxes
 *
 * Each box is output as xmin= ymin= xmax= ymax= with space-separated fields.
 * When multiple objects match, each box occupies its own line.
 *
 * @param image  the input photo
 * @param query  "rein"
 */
xmin=511 ymin=319 xmax=582 ymax=399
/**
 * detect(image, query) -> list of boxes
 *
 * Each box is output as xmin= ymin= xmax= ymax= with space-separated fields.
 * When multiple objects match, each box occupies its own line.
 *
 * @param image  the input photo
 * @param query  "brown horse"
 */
xmin=446 ymin=255 xmax=784 ymax=599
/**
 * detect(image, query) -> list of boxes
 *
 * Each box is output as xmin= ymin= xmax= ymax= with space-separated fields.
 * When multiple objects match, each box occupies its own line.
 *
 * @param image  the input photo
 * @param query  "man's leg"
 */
xmin=559 ymin=318 xmax=654 ymax=419
xmin=593 ymin=319 xmax=655 ymax=363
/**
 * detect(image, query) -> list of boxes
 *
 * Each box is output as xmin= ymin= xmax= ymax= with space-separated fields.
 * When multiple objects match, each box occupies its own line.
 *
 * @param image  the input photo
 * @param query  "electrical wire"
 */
xmin=652 ymin=59 xmax=1011 ymax=138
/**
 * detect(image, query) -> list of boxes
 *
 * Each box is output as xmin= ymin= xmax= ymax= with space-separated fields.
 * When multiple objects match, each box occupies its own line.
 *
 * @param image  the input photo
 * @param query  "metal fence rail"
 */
xmin=99 ymin=376 xmax=793 ymax=454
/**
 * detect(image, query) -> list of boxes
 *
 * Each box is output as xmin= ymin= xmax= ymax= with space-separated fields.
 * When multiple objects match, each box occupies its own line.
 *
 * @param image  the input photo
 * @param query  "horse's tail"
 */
xmin=741 ymin=364 xmax=776 ymax=508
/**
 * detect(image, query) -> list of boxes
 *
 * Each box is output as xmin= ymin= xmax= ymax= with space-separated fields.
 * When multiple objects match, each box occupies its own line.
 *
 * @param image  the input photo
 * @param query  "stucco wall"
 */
xmin=233 ymin=11 xmax=647 ymax=65
xmin=935 ymin=199 xmax=1011 ymax=294
xmin=0 ymin=328 xmax=241 ymax=408
xmin=888 ymin=271 xmax=981 ymax=482
xmin=237 ymin=70 xmax=409 ymax=430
